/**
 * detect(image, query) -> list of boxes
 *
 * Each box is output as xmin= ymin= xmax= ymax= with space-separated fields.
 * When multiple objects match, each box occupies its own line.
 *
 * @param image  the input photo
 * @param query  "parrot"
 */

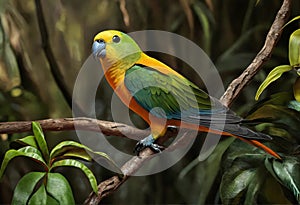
xmin=92 ymin=30 xmax=281 ymax=159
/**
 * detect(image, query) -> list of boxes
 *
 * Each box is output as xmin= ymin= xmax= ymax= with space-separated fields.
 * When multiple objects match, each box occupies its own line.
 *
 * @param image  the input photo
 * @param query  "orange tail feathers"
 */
xmin=236 ymin=136 xmax=282 ymax=160
xmin=189 ymin=124 xmax=282 ymax=159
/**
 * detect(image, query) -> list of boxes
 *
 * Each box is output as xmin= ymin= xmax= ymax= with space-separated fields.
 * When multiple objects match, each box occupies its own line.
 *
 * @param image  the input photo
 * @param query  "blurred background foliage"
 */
xmin=0 ymin=0 xmax=299 ymax=204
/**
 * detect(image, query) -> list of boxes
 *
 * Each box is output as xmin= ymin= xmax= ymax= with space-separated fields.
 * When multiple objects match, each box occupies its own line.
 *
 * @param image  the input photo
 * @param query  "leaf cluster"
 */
xmin=0 ymin=122 xmax=121 ymax=204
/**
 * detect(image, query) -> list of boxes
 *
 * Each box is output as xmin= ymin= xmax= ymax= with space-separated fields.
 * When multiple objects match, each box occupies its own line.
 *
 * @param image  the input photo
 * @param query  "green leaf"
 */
xmin=220 ymin=160 xmax=256 ymax=205
xmin=255 ymin=65 xmax=293 ymax=100
xmin=62 ymin=149 xmax=92 ymax=161
xmin=32 ymin=122 xmax=49 ymax=162
xmin=17 ymin=146 xmax=47 ymax=166
xmin=12 ymin=172 xmax=46 ymax=205
xmin=244 ymin=167 xmax=267 ymax=205
xmin=50 ymin=141 xmax=122 ymax=174
xmin=50 ymin=140 xmax=93 ymax=160
xmin=28 ymin=184 xmax=47 ymax=205
xmin=289 ymin=29 xmax=300 ymax=67
xmin=50 ymin=159 xmax=98 ymax=194
xmin=15 ymin=135 xmax=38 ymax=148
xmin=265 ymin=157 xmax=300 ymax=202
xmin=46 ymin=173 xmax=75 ymax=204
xmin=46 ymin=195 xmax=59 ymax=205
xmin=0 ymin=149 xmax=46 ymax=179
xmin=18 ymin=146 xmax=43 ymax=157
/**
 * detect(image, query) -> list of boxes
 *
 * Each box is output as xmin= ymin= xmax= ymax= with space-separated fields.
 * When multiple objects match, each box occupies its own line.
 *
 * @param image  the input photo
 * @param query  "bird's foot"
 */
xmin=134 ymin=135 xmax=164 ymax=156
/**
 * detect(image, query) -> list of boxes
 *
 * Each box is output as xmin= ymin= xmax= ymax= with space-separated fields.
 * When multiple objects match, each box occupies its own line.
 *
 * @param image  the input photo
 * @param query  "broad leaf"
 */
xmin=12 ymin=172 xmax=45 ymax=205
xmin=244 ymin=167 xmax=267 ymax=204
xmin=255 ymin=65 xmax=293 ymax=100
xmin=220 ymin=159 xmax=256 ymax=205
xmin=220 ymin=139 xmax=266 ymax=205
xmin=32 ymin=122 xmax=49 ymax=162
xmin=15 ymin=135 xmax=38 ymax=148
xmin=46 ymin=173 xmax=75 ymax=204
xmin=50 ymin=159 xmax=98 ymax=194
xmin=50 ymin=140 xmax=93 ymax=159
xmin=0 ymin=149 xmax=46 ymax=179
xmin=62 ymin=149 xmax=92 ymax=161
xmin=18 ymin=146 xmax=43 ymax=157
xmin=28 ymin=184 xmax=47 ymax=205
xmin=289 ymin=29 xmax=300 ymax=67
xmin=50 ymin=141 xmax=122 ymax=174
xmin=265 ymin=157 xmax=300 ymax=202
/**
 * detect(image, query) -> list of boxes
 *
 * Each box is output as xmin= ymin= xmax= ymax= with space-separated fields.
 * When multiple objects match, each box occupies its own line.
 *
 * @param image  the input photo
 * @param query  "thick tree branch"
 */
xmin=220 ymin=0 xmax=292 ymax=107
xmin=0 ymin=118 xmax=148 ymax=139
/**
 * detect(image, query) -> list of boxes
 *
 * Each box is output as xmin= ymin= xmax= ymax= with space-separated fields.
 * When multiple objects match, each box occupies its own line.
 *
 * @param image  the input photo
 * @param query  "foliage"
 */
xmin=0 ymin=122 xmax=121 ymax=204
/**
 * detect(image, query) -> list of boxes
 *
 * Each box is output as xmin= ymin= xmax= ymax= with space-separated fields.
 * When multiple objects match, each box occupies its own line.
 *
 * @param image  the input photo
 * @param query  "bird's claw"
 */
xmin=134 ymin=135 xmax=164 ymax=156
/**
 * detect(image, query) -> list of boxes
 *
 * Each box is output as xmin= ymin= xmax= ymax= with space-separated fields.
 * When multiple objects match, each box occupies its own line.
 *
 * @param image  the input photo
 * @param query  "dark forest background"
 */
xmin=0 ymin=0 xmax=299 ymax=204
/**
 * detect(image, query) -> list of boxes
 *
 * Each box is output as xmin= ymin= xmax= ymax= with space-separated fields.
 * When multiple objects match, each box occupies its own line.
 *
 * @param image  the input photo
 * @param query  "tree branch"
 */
xmin=220 ymin=0 xmax=292 ymax=107
xmin=0 ymin=118 xmax=148 ymax=139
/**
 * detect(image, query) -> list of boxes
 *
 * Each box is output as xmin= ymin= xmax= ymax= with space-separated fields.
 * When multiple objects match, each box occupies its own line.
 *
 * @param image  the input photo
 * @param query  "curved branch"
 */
xmin=220 ymin=0 xmax=292 ymax=107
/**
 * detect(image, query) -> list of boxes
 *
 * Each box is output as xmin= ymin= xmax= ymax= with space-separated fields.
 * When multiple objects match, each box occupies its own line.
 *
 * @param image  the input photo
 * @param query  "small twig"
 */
xmin=220 ymin=0 xmax=292 ymax=107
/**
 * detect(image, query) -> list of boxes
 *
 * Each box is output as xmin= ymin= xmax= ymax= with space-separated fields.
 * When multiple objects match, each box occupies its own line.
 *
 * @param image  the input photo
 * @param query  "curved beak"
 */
xmin=92 ymin=41 xmax=106 ymax=58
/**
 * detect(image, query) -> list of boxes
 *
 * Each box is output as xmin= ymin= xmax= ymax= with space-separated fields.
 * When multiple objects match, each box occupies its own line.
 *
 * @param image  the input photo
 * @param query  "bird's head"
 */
xmin=92 ymin=30 xmax=142 ymax=69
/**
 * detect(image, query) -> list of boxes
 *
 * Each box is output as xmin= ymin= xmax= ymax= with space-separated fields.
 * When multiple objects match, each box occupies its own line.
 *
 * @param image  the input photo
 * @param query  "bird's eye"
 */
xmin=112 ymin=35 xmax=120 ymax=43
xmin=96 ymin=39 xmax=105 ymax=43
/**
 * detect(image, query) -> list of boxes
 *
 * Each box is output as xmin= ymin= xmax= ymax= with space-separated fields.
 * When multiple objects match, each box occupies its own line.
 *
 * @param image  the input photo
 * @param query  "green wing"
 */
xmin=124 ymin=64 xmax=271 ymax=140
xmin=124 ymin=64 xmax=220 ymax=120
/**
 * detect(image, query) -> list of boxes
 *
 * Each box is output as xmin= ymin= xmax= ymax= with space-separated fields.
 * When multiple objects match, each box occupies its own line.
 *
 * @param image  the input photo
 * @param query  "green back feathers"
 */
xmin=124 ymin=64 xmax=212 ymax=119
